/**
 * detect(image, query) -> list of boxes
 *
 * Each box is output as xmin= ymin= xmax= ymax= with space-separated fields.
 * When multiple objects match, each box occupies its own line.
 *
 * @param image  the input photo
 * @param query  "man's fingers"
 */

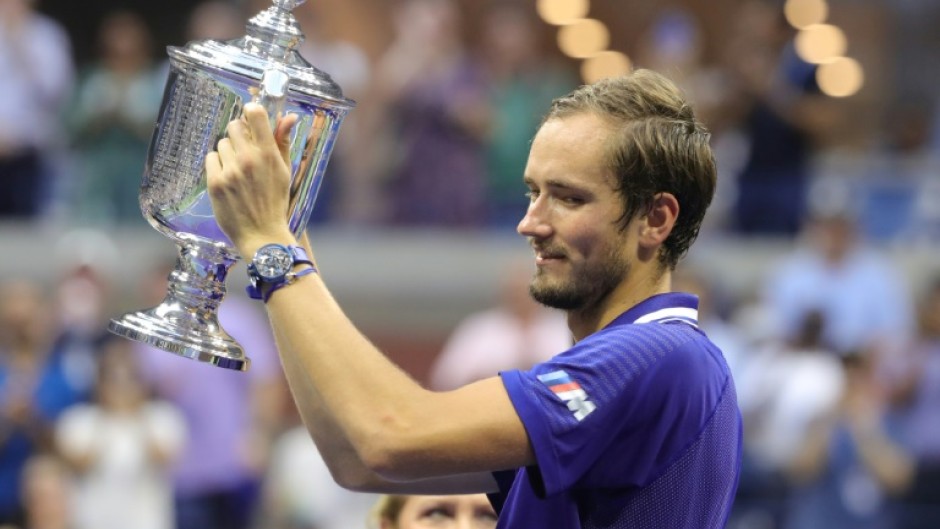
xmin=275 ymin=113 xmax=299 ymax=160
xmin=205 ymin=151 xmax=222 ymax=180
xmin=227 ymin=118 xmax=253 ymax=152
xmin=216 ymin=137 xmax=236 ymax=167
xmin=243 ymin=103 xmax=277 ymax=149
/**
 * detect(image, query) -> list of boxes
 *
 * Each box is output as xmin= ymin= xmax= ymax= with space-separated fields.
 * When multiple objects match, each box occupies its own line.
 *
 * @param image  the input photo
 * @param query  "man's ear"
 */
xmin=639 ymin=192 xmax=679 ymax=250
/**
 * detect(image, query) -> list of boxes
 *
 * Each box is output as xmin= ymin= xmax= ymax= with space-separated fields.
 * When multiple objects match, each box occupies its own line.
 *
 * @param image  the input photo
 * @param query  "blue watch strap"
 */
xmin=289 ymin=245 xmax=313 ymax=267
xmin=262 ymin=265 xmax=317 ymax=302
xmin=246 ymin=263 xmax=317 ymax=301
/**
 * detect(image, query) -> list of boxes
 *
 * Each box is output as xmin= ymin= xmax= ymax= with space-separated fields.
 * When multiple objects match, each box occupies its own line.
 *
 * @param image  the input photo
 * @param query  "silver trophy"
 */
xmin=108 ymin=0 xmax=354 ymax=370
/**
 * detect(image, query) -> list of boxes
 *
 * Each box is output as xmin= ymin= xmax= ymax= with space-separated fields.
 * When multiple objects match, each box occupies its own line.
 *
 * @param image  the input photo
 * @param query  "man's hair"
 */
xmin=543 ymin=69 xmax=717 ymax=270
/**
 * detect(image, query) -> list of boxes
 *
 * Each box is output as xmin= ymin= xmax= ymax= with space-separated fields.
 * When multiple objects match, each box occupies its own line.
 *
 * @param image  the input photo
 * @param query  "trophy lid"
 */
xmin=168 ymin=0 xmax=353 ymax=107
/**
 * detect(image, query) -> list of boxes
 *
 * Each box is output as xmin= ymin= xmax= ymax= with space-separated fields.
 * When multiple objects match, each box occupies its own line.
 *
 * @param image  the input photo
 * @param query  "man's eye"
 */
xmin=524 ymin=190 xmax=539 ymax=201
xmin=561 ymin=195 xmax=585 ymax=205
xmin=423 ymin=507 xmax=452 ymax=519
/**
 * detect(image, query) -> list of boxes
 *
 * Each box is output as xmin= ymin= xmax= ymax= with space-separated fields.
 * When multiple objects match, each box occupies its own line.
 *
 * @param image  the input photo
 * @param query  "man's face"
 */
xmin=517 ymin=113 xmax=634 ymax=311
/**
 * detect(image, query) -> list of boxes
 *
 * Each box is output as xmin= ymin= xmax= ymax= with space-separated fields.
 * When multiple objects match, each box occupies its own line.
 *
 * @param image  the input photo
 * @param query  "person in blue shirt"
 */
xmin=205 ymin=69 xmax=742 ymax=528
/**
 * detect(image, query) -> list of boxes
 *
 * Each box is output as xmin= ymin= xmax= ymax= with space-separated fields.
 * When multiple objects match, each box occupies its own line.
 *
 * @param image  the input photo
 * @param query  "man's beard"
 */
xmin=529 ymin=247 xmax=629 ymax=312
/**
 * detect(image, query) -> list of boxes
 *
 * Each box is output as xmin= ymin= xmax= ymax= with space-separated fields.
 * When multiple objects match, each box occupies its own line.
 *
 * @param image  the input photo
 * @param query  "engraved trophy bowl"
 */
xmin=108 ymin=0 xmax=354 ymax=370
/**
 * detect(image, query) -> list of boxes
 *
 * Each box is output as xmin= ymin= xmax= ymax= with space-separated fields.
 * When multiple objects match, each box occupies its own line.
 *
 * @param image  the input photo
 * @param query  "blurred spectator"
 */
xmin=154 ymin=0 xmax=245 ymax=82
xmin=427 ymin=259 xmax=570 ymax=390
xmin=763 ymin=208 xmax=914 ymax=357
xmin=889 ymin=277 xmax=940 ymax=528
xmin=372 ymin=0 xmax=489 ymax=227
xmin=261 ymin=404 xmax=377 ymax=529
xmin=720 ymin=0 xmax=834 ymax=236
xmin=859 ymin=98 xmax=940 ymax=244
xmin=368 ymin=494 xmax=497 ymax=529
xmin=19 ymin=454 xmax=74 ymax=529
xmin=184 ymin=0 xmax=244 ymax=42
xmin=133 ymin=260 xmax=286 ymax=529
xmin=0 ymin=281 xmax=83 ymax=527
xmin=784 ymin=352 xmax=914 ymax=529
xmin=46 ymin=231 xmax=120 ymax=404
xmin=732 ymin=311 xmax=844 ymax=529
xmin=0 ymin=0 xmax=74 ymax=219
xmin=476 ymin=1 xmax=576 ymax=227
xmin=55 ymin=339 xmax=186 ymax=529
xmin=67 ymin=9 xmax=163 ymax=224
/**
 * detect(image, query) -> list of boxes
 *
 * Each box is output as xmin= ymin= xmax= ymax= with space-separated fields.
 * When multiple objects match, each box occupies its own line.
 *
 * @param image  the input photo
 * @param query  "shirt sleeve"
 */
xmin=500 ymin=323 xmax=728 ymax=497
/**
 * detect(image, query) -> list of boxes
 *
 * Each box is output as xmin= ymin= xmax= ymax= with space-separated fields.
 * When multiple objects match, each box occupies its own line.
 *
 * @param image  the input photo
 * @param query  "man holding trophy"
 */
xmin=202 ymin=68 xmax=742 ymax=527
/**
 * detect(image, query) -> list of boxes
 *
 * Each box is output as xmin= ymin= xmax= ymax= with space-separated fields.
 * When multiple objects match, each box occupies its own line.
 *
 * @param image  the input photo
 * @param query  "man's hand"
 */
xmin=206 ymin=103 xmax=300 ymax=257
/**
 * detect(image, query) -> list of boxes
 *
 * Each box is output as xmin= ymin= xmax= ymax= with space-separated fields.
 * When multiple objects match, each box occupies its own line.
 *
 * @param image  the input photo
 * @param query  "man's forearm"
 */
xmin=273 ymin=327 xmax=383 ymax=490
xmin=266 ymin=274 xmax=436 ymax=479
xmin=271 ymin=310 xmax=499 ymax=494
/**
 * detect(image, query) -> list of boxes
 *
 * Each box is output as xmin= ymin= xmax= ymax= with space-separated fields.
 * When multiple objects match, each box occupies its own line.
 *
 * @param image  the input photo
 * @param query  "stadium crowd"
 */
xmin=1 ymin=0 xmax=939 ymax=528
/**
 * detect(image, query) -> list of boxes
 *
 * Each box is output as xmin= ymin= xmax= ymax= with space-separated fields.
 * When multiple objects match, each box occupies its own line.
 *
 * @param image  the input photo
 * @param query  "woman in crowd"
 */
xmin=370 ymin=494 xmax=497 ymax=529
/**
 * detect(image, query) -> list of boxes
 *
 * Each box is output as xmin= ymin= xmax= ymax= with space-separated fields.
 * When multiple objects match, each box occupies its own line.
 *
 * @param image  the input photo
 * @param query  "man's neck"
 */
xmin=567 ymin=269 xmax=672 ymax=341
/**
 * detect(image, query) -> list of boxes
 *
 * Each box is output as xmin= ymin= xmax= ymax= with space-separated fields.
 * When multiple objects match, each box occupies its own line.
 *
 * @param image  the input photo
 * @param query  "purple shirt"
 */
xmin=136 ymin=296 xmax=280 ymax=494
xmin=492 ymin=293 xmax=742 ymax=528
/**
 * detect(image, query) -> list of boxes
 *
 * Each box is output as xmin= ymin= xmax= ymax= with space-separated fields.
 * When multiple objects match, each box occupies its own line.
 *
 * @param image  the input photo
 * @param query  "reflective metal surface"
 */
xmin=109 ymin=0 xmax=354 ymax=370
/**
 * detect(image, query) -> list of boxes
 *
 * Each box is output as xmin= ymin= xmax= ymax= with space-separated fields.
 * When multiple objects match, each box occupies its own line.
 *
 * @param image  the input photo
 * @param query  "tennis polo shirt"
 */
xmin=492 ymin=292 xmax=742 ymax=528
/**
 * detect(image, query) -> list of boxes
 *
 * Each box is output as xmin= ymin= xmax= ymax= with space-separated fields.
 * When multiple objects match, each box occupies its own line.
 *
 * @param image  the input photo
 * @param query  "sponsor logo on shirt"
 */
xmin=537 ymin=370 xmax=596 ymax=421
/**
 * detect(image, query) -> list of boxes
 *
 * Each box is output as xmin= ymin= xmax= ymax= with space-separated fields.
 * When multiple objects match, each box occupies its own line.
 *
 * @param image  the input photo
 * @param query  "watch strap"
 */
xmin=246 ymin=263 xmax=317 ymax=301
xmin=262 ymin=265 xmax=317 ymax=302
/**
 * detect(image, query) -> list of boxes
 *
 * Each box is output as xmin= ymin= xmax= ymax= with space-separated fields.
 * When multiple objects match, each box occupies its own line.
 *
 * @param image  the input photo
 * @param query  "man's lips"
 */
xmin=534 ymin=249 xmax=566 ymax=265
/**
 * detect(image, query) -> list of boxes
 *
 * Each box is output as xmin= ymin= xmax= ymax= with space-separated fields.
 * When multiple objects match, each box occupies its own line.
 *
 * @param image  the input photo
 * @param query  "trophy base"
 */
xmin=110 ymin=308 xmax=250 ymax=371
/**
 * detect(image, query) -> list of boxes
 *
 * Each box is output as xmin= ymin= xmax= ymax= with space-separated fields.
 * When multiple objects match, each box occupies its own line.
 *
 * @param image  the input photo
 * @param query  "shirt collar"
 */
xmin=607 ymin=292 xmax=700 ymax=329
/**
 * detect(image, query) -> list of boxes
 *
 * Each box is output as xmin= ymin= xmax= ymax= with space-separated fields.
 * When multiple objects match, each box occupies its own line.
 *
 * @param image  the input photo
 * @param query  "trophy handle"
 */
xmin=254 ymin=64 xmax=290 ymax=130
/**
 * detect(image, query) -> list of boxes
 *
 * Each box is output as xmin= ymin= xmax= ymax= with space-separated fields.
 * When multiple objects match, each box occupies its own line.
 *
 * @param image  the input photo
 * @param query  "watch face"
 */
xmin=253 ymin=245 xmax=293 ymax=280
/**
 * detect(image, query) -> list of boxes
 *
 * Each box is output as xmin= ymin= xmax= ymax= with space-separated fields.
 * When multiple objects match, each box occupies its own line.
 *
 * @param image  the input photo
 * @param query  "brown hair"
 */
xmin=543 ymin=69 xmax=717 ymax=269
xmin=369 ymin=495 xmax=409 ymax=529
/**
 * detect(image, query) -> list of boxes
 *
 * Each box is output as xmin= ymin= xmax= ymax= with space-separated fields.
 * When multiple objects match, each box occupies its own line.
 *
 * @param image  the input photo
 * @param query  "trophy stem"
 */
xmin=109 ymin=242 xmax=249 ymax=371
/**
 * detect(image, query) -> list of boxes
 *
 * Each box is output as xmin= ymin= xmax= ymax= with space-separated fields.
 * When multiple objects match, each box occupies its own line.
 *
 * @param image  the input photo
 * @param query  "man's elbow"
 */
xmin=330 ymin=465 xmax=386 ymax=493
xmin=356 ymin=426 xmax=430 ymax=482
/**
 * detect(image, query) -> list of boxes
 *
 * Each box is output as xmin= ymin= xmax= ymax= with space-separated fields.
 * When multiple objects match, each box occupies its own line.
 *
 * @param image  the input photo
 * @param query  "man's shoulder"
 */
xmin=569 ymin=321 xmax=729 ymax=387
xmin=579 ymin=318 xmax=710 ymax=357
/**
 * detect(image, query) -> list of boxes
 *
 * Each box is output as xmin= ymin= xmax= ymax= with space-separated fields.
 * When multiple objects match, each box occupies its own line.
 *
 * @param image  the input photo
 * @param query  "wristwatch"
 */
xmin=246 ymin=243 xmax=316 ymax=302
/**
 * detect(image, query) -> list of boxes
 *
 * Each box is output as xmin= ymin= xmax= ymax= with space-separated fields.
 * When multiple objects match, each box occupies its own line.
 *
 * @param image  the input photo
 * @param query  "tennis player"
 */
xmin=206 ymin=69 xmax=741 ymax=528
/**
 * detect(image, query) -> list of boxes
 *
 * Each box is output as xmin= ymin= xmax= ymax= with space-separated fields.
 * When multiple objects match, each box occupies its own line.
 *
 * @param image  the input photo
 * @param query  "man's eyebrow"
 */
xmin=523 ymin=177 xmax=586 ymax=191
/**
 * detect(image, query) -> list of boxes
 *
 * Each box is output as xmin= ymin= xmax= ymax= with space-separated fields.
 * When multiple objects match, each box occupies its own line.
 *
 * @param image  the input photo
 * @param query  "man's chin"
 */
xmin=530 ymin=282 xmax=585 ymax=311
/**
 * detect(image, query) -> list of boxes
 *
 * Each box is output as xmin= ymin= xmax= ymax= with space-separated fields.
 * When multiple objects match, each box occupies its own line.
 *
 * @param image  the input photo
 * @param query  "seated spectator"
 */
xmin=67 ymin=9 xmax=163 ymax=224
xmin=0 ymin=281 xmax=82 ymax=527
xmin=55 ymin=339 xmax=186 ymax=529
xmin=0 ymin=0 xmax=74 ymax=219
xmin=763 ymin=205 xmax=914 ymax=358
xmin=369 ymin=494 xmax=497 ymax=529
xmin=785 ymin=352 xmax=914 ymax=529
xmin=428 ymin=259 xmax=570 ymax=390
xmin=888 ymin=277 xmax=940 ymax=528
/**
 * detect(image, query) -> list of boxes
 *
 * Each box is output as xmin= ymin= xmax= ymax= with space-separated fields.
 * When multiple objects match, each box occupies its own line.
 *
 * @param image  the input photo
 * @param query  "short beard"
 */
xmin=529 ymin=248 xmax=629 ymax=312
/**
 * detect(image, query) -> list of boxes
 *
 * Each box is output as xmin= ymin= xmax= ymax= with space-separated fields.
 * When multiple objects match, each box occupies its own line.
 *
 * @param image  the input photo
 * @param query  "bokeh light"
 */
xmin=557 ymin=18 xmax=610 ymax=59
xmin=816 ymin=56 xmax=864 ymax=97
xmin=581 ymin=51 xmax=633 ymax=84
xmin=784 ymin=0 xmax=829 ymax=29
xmin=795 ymin=23 xmax=847 ymax=64
xmin=536 ymin=0 xmax=590 ymax=26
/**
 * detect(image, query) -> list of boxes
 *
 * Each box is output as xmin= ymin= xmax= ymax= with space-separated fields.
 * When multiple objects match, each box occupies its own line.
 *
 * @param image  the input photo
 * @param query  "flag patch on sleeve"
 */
xmin=537 ymin=370 xmax=596 ymax=421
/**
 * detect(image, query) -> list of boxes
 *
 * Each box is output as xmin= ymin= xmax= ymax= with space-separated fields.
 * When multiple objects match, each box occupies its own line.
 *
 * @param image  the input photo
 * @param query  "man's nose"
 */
xmin=517 ymin=199 xmax=552 ymax=239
